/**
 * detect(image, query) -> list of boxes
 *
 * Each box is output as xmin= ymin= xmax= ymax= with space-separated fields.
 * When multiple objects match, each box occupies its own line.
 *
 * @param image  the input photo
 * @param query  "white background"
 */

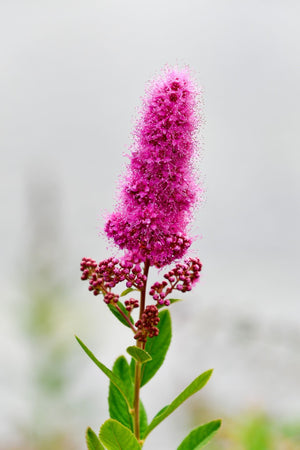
xmin=1 ymin=1 xmax=299 ymax=448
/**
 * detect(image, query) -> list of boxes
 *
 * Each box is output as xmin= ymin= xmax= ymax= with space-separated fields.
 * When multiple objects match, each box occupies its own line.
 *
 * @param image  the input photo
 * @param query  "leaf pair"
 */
xmin=86 ymin=418 xmax=221 ymax=450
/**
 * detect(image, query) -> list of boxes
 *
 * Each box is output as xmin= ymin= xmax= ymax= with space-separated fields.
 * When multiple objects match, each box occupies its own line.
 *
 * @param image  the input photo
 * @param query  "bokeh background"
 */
xmin=1 ymin=0 xmax=299 ymax=449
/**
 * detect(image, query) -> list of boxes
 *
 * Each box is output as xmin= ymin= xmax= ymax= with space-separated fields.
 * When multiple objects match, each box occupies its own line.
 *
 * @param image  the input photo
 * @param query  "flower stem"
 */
xmin=139 ymin=259 xmax=150 ymax=319
xmin=115 ymin=304 xmax=137 ymax=333
xmin=133 ymin=259 xmax=150 ymax=440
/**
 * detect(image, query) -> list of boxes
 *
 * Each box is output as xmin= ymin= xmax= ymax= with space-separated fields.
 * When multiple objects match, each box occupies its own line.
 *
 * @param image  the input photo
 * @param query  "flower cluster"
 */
xmin=80 ymin=256 xmax=146 ymax=301
xmin=105 ymin=67 xmax=201 ymax=268
xmin=134 ymin=305 xmax=160 ymax=342
xmin=149 ymin=257 xmax=202 ymax=305
xmin=124 ymin=298 xmax=139 ymax=312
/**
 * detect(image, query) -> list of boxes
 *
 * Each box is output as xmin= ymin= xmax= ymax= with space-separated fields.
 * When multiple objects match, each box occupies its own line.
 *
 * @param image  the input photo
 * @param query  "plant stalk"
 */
xmin=133 ymin=259 xmax=150 ymax=440
xmin=133 ymin=340 xmax=142 ymax=440
xmin=115 ymin=304 xmax=137 ymax=333
xmin=139 ymin=259 xmax=150 ymax=319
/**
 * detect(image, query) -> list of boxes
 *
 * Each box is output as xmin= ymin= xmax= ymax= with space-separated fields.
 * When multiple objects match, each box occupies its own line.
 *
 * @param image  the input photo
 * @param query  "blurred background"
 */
xmin=0 ymin=0 xmax=299 ymax=448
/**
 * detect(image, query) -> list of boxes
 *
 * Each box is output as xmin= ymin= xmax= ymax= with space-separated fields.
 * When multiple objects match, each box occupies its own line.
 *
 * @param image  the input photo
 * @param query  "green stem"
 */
xmin=133 ymin=259 xmax=150 ymax=440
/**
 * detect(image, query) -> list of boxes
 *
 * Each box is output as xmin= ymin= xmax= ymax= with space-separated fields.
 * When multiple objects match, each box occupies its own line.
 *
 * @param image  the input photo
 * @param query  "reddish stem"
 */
xmin=115 ymin=304 xmax=137 ymax=333
xmin=139 ymin=259 xmax=150 ymax=319
xmin=133 ymin=258 xmax=150 ymax=440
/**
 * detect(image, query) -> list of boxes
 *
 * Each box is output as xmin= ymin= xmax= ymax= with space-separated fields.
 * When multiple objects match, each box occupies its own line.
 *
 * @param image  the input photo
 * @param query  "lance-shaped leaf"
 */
xmin=99 ymin=419 xmax=141 ymax=450
xmin=127 ymin=346 xmax=152 ymax=364
xmin=139 ymin=400 xmax=148 ymax=440
xmin=109 ymin=356 xmax=148 ymax=435
xmin=76 ymin=336 xmax=132 ymax=409
xmin=86 ymin=427 xmax=105 ymax=450
xmin=108 ymin=301 xmax=134 ymax=328
xmin=177 ymin=420 xmax=222 ymax=449
xmin=120 ymin=287 xmax=138 ymax=297
xmin=130 ymin=309 xmax=171 ymax=386
xmin=109 ymin=356 xmax=134 ymax=430
xmin=144 ymin=369 xmax=213 ymax=437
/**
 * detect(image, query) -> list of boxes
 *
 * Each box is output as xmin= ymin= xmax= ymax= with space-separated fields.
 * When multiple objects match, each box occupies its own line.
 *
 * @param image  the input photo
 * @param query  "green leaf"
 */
xmin=157 ymin=298 xmax=183 ymax=309
xmin=86 ymin=427 xmax=105 ymax=450
xmin=76 ymin=336 xmax=132 ymax=409
xmin=108 ymin=356 xmax=134 ymax=431
xmin=177 ymin=420 xmax=222 ymax=449
xmin=144 ymin=369 xmax=213 ymax=437
xmin=139 ymin=400 xmax=148 ymax=440
xmin=99 ymin=419 xmax=141 ymax=450
xmin=127 ymin=346 xmax=152 ymax=364
xmin=120 ymin=287 xmax=137 ymax=297
xmin=130 ymin=310 xmax=172 ymax=384
xmin=140 ymin=309 xmax=172 ymax=387
xmin=152 ymin=405 xmax=169 ymax=419
xmin=108 ymin=356 xmax=147 ymax=437
xmin=107 ymin=301 xmax=134 ymax=328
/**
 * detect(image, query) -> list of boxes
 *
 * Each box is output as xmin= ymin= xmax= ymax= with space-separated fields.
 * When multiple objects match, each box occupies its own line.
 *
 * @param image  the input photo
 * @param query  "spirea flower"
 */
xmin=105 ymin=67 xmax=201 ymax=267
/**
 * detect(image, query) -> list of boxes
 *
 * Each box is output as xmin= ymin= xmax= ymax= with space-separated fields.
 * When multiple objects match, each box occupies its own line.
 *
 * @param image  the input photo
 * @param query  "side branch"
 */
xmin=114 ymin=304 xmax=137 ymax=333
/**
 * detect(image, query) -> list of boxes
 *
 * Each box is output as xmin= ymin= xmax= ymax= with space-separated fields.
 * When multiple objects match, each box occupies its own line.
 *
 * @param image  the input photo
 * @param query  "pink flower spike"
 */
xmin=105 ymin=67 xmax=202 ymax=268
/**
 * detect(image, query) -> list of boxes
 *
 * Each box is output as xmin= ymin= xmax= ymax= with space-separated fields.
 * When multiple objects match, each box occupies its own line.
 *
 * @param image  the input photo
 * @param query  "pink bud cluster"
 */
xmin=124 ymin=298 xmax=139 ymax=312
xmin=134 ymin=305 xmax=160 ymax=342
xmin=149 ymin=257 xmax=202 ymax=305
xmin=105 ymin=67 xmax=201 ymax=268
xmin=80 ymin=256 xmax=146 ymax=301
xmin=103 ymin=292 xmax=119 ymax=305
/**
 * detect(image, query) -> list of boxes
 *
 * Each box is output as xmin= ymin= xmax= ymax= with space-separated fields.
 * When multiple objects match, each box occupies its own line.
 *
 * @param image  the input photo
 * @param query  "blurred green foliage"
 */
xmin=206 ymin=412 xmax=300 ymax=450
xmin=12 ymin=178 xmax=80 ymax=450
